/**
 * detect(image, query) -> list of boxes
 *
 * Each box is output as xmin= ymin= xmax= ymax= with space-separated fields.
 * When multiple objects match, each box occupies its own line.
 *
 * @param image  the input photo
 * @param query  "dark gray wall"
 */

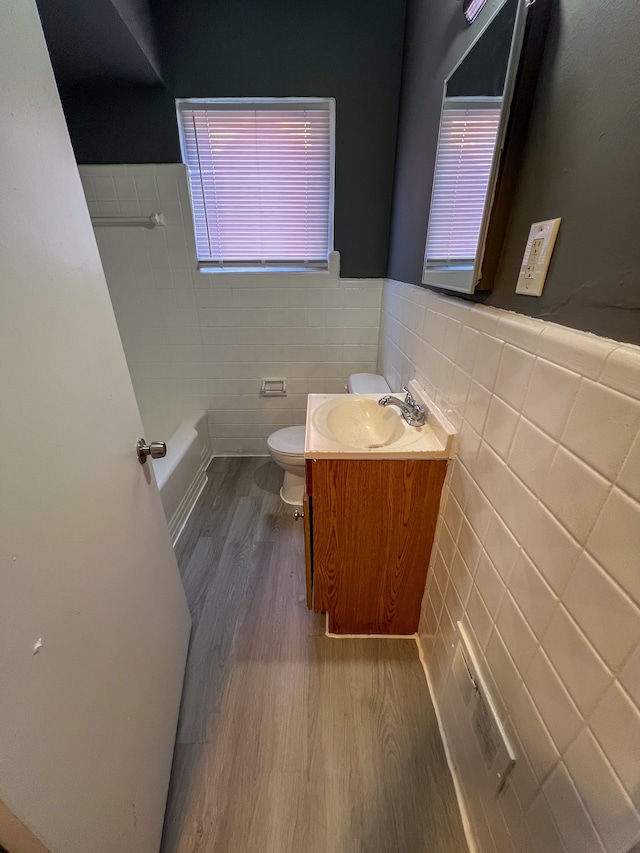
xmin=388 ymin=0 xmax=640 ymax=345
xmin=59 ymin=84 xmax=177 ymax=162
xmin=111 ymin=0 xmax=162 ymax=78
xmin=36 ymin=0 xmax=162 ymax=84
xmin=58 ymin=0 xmax=407 ymax=278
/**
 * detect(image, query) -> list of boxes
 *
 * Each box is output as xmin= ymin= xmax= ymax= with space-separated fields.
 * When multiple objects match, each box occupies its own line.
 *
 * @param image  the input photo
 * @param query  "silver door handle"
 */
xmin=294 ymin=510 xmax=305 ymax=520
xmin=137 ymin=438 xmax=167 ymax=465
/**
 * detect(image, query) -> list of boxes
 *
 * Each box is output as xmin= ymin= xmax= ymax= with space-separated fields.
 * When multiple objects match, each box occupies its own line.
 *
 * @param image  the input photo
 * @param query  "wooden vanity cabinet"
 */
xmin=305 ymin=457 xmax=447 ymax=635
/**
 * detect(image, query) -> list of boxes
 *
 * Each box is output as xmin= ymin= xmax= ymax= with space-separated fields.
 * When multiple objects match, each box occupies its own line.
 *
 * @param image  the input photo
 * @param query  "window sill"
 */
xmin=197 ymin=265 xmax=329 ymax=274
xmin=197 ymin=251 xmax=340 ymax=277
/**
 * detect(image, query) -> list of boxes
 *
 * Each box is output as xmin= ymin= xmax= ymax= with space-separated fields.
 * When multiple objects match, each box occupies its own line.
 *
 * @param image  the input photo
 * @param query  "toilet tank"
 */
xmin=347 ymin=373 xmax=391 ymax=394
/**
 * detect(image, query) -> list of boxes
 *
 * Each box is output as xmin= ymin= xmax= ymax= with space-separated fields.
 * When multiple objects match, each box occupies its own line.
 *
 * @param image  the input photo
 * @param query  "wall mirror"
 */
xmin=422 ymin=0 xmax=530 ymax=294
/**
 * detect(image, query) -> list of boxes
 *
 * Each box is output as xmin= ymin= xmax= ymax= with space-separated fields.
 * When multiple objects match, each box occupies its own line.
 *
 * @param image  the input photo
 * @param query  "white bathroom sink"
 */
xmin=316 ymin=397 xmax=405 ymax=449
xmin=305 ymin=381 xmax=458 ymax=460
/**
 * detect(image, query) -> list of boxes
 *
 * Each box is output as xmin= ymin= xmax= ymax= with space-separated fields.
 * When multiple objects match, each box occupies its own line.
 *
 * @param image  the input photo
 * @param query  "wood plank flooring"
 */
xmin=162 ymin=457 xmax=469 ymax=853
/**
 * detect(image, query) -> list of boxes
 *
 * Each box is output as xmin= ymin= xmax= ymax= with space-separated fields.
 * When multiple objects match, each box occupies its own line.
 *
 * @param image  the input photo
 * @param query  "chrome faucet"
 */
xmin=378 ymin=386 xmax=427 ymax=427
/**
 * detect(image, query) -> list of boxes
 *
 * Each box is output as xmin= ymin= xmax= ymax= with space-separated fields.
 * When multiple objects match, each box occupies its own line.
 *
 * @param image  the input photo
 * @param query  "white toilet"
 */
xmin=266 ymin=373 xmax=391 ymax=505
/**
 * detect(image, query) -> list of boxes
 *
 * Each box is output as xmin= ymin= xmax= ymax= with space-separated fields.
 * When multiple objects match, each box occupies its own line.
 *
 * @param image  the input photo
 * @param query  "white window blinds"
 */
xmin=177 ymin=99 xmax=333 ymax=270
xmin=425 ymin=98 xmax=502 ymax=268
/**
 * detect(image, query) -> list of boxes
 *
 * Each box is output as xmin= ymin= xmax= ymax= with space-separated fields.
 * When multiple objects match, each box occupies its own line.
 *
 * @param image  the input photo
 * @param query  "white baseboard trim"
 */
xmin=211 ymin=452 xmax=270 ymax=458
xmin=415 ymin=634 xmax=479 ymax=853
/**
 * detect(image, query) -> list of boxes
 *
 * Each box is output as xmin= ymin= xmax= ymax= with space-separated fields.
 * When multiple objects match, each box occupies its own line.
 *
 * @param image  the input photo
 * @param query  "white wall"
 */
xmin=378 ymin=280 xmax=640 ymax=853
xmin=79 ymin=164 xmax=382 ymax=454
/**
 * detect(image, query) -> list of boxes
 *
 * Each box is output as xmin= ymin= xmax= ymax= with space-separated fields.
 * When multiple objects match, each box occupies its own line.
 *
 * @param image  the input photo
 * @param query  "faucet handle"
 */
xmin=402 ymin=385 xmax=415 ymax=405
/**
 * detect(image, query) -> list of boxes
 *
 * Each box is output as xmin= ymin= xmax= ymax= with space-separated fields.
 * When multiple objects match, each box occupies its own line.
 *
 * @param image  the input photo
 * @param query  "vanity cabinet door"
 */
xmin=312 ymin=458 xmax=447 ymax=634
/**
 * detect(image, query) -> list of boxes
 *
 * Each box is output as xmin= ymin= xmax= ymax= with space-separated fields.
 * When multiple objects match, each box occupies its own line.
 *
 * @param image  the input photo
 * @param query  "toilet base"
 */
xmin=280 ymin=471 xmax=305 ymax=506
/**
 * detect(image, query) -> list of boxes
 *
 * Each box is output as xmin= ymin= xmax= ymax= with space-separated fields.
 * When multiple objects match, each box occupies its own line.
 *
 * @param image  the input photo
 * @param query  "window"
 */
xmin=424 ymin=98 xmax=502 ymax=270
xmin=176 ymin=98 xmax=334 ymax=272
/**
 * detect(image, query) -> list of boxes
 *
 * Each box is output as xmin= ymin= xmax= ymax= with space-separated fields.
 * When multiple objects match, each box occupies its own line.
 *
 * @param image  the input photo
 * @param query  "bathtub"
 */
xmin=141 ymin=409 xmax=213 ymax=545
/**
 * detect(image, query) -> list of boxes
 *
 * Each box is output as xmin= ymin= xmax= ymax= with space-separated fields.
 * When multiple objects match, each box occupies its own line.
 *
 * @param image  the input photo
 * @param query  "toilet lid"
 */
xmin=267 ymin=425 xmax=305 ymax=457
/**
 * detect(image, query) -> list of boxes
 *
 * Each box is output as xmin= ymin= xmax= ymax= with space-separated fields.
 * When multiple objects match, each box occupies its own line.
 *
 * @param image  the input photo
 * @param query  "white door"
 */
xmin=0 ymin=4 xmax=191 ymax=853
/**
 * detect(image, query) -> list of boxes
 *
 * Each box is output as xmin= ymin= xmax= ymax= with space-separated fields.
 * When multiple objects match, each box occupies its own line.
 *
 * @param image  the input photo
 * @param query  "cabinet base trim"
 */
xmin=325 ymin=613 xmax=417 ymax=639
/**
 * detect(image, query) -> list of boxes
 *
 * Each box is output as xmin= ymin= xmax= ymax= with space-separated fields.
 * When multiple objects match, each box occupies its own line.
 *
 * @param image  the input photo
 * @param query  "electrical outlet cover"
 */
xmin=516 ymin=218 xmax=561 ymax=296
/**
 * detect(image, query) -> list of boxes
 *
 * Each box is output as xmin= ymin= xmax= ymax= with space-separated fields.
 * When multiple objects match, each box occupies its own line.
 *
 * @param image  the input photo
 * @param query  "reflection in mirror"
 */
xmin=423 ymin=0 xmax=527 ymax=294
xmin=425 ymin=98 xmax=502 ymax=271
xmin=464 ymin=0 xmax=491 ymax=24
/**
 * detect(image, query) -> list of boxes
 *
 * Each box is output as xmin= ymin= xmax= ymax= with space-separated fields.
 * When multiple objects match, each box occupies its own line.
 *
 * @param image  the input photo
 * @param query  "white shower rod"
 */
xmin=90 ymin=212 xmax=164 ymax=228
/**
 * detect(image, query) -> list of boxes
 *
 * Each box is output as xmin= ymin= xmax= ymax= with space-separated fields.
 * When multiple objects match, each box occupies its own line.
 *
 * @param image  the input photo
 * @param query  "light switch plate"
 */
xmin=516 ymin=218 xmax=561 ymax=296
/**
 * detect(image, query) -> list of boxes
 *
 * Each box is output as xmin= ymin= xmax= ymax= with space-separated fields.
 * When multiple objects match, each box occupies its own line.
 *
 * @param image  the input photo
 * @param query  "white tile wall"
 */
xmin=79 ymin=164 xmax=382 ymax=454
xmin=379 ymin=280 xmax=640 ymax=853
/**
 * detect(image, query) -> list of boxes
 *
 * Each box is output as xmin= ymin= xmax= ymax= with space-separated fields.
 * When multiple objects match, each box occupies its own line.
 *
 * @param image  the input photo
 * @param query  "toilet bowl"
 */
xmin=266 ymin=426 xmax=307 ymax=505
xmin=266 ymin=373 xmax=391 ymax=505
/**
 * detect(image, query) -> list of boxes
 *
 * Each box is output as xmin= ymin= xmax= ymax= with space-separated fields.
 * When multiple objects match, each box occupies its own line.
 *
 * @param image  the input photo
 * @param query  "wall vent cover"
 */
xmin=452 ymin=622 xmax=516 ymax=792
